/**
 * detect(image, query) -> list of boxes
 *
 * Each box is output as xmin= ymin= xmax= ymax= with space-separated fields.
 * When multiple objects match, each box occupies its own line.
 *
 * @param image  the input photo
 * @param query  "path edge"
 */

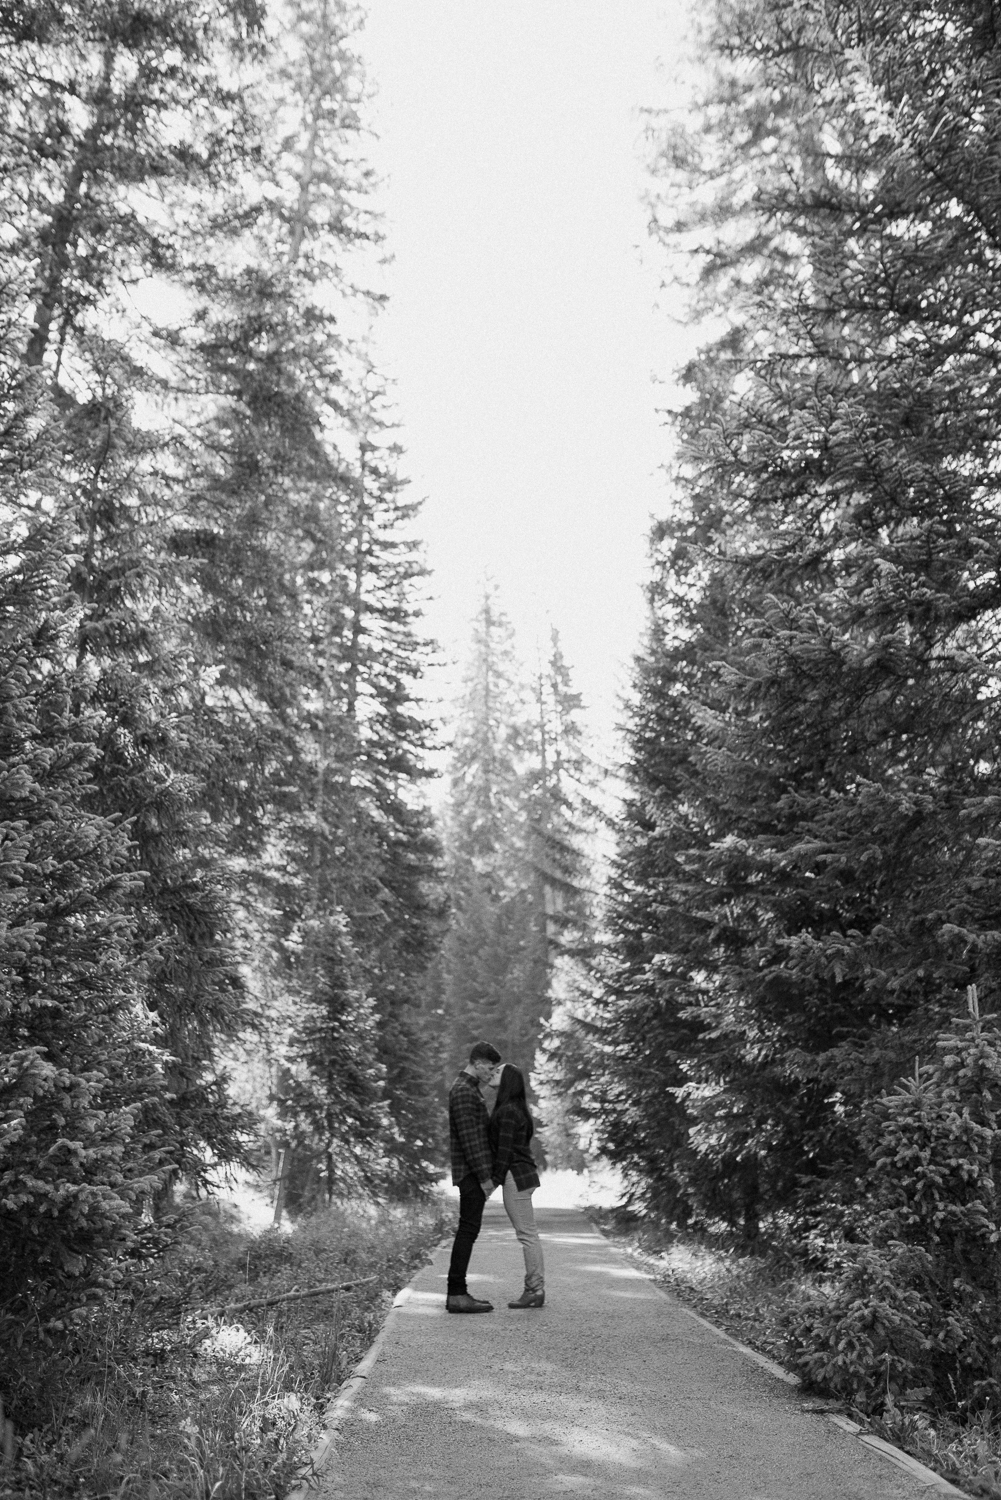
xmin=587 ymin=1215 xmax=966 ymax=1499
xmin=286 ymin=1234 xmax=451 ymax=1500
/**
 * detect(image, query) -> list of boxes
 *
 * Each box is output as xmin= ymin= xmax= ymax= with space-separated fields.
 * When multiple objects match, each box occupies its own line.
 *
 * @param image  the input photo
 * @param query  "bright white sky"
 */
xmin=359 ymin=0 xmax=697 ymax=755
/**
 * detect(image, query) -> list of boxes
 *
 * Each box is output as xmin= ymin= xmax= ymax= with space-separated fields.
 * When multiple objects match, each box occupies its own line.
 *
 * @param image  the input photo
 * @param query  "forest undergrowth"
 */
xmin=595 ymin=1212 xmax=1001 ymax=1500
xmin=1 ymin=1194 xmax=454 ymax=1500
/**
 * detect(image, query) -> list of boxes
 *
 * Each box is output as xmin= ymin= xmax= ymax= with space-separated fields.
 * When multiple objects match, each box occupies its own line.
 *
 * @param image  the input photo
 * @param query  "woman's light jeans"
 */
xmin=502 ymin=1172 xmax=545 ymax=1293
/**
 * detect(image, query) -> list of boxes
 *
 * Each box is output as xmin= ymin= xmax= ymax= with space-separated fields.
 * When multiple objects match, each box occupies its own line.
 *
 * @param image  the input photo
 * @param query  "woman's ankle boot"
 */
xmin=508 ymin=1287 xmax=544 ymax=1308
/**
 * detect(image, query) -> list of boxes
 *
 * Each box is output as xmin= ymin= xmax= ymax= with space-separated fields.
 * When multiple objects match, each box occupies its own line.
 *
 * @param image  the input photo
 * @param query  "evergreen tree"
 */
xmin=0 ymin=227 xmax=174 ymax=1312
xmin=3 ymin=0 xmax=260 ymax=373
xmin=524 ymin=630 xmax=601 ymax=1167
xmin=0 ymin=0 xmax=448 ymax=1227
xmin=323 ymin=400 xmax=447 ymax=1181
xmin=0 ymin=0 xmax=259 ymax=1176
xmin=786 ymin=987 xmax=1001 ymax=1412
xmin=281 ymin=408 xmax=447 ymax=1194
xmin=592 ymin=0 xmax=1001 ymax=1230
xmin=0 ymin=538 xmax=169 ymax=1316
xmin=442 ymin=595 xmax=597 ymax=1093
xmin=526 ymin=632 xmax=593 ymax=963
xmin=559 ymin=575 xmax=712 ymax=1215
xmin=442 ymin=585 xmax=529 ymax=1068
xmin=280 ymin=914 xmax=389 ymax=1203
xmin=168 ymin=0 xmax=448 ymax=1196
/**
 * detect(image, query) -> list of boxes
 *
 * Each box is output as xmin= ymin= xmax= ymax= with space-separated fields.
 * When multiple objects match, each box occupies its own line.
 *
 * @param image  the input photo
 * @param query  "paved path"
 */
xmin=324 ymin=1203 xmax=938 ymax=1499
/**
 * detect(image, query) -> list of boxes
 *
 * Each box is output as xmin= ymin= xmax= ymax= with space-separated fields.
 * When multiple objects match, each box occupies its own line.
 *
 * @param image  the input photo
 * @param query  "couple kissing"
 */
xmin=445 ymin=1042 xmax=545 ymax=1313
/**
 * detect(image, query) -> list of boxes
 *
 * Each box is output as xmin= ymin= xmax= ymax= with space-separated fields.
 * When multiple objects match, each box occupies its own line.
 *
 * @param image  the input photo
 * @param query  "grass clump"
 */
xmin=1 ymin=1193 xmax=454 ymax=1500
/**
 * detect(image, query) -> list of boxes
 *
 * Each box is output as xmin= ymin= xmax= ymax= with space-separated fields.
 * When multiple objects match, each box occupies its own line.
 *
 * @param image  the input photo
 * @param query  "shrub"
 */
xmin=1 ymin=1193 xmax=453 ymax=1499
xmin=784 ymin=987 xmax=1001 ymax=1413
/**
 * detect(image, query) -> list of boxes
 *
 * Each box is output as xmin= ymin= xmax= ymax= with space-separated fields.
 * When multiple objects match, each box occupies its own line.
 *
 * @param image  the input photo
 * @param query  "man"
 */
xmin=446 ymin=1041 xmax=502 ymax=1313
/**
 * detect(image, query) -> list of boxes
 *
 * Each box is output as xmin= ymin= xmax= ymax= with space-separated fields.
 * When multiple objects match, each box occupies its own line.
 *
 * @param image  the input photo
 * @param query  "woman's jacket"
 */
xmin=489 ymin=1101 xmax=540 ymax=1190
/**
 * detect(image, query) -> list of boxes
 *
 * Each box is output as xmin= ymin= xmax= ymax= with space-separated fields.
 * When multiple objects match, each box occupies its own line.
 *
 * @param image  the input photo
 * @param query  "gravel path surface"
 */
xmin=323 ymin=1202 xmax=937 ymax=1499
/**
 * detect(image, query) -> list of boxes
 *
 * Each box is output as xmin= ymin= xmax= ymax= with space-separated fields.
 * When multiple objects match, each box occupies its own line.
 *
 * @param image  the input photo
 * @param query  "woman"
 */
xmin=488 ymin=1063 xmax=545 ymax=1308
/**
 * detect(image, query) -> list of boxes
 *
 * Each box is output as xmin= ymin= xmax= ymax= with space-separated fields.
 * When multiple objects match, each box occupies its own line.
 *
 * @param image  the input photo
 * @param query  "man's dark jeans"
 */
xmin=446 ymin=1174 xmax=487 ymax=1296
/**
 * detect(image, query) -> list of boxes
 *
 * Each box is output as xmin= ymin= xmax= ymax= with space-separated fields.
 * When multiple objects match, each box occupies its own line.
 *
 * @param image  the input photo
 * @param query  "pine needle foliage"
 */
xmin=588 ymin=0 xmax=1001 ymax=1244
xmin=0 ymin=0 xmax=447 ymax=1356
xmin=441 ymin=587 xmax=598 ymax=1094
xmin=786 ymin=988 xmax=1001 ymax=1414
xmin=0 ymin=541 xmax=169 ymax=1314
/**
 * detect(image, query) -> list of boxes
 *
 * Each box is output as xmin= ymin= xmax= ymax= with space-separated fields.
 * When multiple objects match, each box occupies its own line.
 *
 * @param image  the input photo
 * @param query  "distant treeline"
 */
xmin=438 ymin=587 xmax=597 ymax=1117
xmin=553 ymin=0 xmax=1001 ymax=1416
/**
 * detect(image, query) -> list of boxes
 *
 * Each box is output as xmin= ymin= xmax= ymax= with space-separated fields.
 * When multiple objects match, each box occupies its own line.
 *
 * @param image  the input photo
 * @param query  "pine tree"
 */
xmin=524 ymin=630 xmax=601 ymax=1167
xmin=337 ymin=417 xmax=448 ymax=1185
xmin=442 ymin=585 xmax=529 ymax=1069
xmin=786 ymin=987 xmax=1001 ymax=1412
xmin=0 ymin=537 xmax=169 ymax=1316
xmin=442 ymin=597 xmax=597 ymax=1096
xmin=526 ymin=632 xmax=593 ymax=961
xmin=0 ymin=0 xmax=449 ymax=1231
xmin=3 ymin=0 xmax=260 ymax=373
xmin=0 ymin=216 xmax=173 ymax=1312
xmin=592 ymin=0 xmax=1001 ymax=1230
xmin=280 ymin=914 xmax=389 ymax=1203
xmin=561 ymin=566 xmax=714 ymax=1216
xmin=170 ymin=0 xmax=448 ymax=1196
xmin=0 ymin=0 xmax=260 ymax=1177
xmin=284 ymin=406 xmax=447 ymax=1194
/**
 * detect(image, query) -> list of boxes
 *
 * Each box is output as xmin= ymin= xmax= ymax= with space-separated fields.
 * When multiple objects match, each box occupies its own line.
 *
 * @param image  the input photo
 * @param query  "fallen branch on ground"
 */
xmin=201 ymin=1276 xmax=380 ymax=1316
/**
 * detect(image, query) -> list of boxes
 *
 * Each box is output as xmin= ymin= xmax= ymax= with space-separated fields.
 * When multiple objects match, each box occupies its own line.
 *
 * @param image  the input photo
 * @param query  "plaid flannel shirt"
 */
xmin=448 ymin=1071 xmax=494 ymax=1186
xmin=489 ymin=1101 xmax=540 ymax=1191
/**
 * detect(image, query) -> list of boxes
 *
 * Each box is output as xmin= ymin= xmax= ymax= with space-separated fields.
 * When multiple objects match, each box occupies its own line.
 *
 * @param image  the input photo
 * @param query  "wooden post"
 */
xmin=272 ymin=1146 xmax=289 ymax=1228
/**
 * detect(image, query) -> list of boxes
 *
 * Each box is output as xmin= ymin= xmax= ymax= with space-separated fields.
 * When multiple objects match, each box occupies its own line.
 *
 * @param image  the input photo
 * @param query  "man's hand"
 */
xmin=481 ymin=1178 xmax=495 ymax=1196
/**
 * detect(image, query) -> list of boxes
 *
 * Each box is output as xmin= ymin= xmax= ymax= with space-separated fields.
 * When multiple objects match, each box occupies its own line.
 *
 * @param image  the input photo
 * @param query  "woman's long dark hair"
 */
xmin=494 ymin=1064 xmax=533 ymax=1139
